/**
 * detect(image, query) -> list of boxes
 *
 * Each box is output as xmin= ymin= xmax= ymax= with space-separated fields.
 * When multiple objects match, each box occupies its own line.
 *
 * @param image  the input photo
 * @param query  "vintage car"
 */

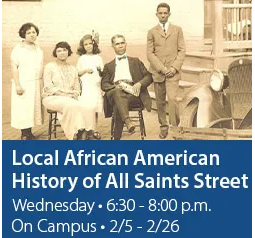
xmin=171 ymin=58 xmax=252 ymax=140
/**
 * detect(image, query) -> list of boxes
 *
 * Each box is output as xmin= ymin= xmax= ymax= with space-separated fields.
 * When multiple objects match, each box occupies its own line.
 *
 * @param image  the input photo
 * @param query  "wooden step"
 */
xmin=184 ymin=51 xmax=252 ymax=71
xmin=182 ymin=65 xmax=213 ymax=73
xmin=149 ymin=90 xmax=184 ymax=114
xmin=149 ymin=80 xmax=197 ymax=101
xmin=183 ymin=53 xmax=215 ymax=68
xmin=181 ymin=66 xmax=212 ymax=83
xmin=179 ymin=79 xmax=197 ymax=88
xmin=149 ymin=91 xmax=183 ymax=103
xmin=149 ymin=80 xmax=197 ymax=112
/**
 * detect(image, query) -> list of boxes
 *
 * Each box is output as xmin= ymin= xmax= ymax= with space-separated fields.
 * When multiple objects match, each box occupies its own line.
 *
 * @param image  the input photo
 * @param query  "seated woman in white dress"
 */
xmin=42 ymin=41 xmax=95 ymax=140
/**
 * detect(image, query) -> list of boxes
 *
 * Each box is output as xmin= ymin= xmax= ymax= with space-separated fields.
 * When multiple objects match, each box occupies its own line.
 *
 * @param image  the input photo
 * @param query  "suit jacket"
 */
xmin=147 ymin=23 xmax=186 ymax=82
xmin=101 ymin=56 xmax=153 ymax=116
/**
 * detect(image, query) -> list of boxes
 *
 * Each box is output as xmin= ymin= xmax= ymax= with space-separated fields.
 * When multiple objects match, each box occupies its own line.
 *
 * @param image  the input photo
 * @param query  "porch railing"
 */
xmin=212 ymin=1 xmax=252 ymax=55
xmin=223 ymin=3 xmax=252 ymax=49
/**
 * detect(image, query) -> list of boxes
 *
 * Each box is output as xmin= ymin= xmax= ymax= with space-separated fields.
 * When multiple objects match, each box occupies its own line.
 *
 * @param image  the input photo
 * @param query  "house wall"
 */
xmin=2 ymin=0 xmax=204 ymax=51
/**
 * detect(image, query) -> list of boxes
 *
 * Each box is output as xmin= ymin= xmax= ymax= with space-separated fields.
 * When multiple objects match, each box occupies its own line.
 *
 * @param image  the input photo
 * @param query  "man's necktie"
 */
xmin=163 ymin=23 xmax=166 ymax=34
xmin=118 ymin=55 xmax=127 ymax=61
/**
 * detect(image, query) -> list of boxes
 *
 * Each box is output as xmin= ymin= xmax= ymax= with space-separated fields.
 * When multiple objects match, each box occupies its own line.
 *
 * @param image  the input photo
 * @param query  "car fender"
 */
xmin=182 ymin=83 xmax=213 ymax=107
xmin=181 ymin=83 xmax=231 ymax=126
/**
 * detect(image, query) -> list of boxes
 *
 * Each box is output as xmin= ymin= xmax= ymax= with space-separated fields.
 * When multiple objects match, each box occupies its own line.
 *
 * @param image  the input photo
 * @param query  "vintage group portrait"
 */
xmin=2 ymin=0 xmax=252 ymax=140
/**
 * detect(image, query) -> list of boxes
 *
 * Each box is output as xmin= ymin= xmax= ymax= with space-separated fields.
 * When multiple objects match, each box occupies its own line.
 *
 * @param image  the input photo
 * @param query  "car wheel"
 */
xmin=179 ymin=101 xmax=198 ymax=127
xmin=239 ymin=109 xmax=252 ymax=129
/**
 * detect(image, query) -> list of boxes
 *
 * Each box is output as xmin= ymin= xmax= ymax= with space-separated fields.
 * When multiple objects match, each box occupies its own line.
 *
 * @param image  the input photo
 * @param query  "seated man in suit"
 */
xmin=101 ymin=34 xmax=153 ymax=140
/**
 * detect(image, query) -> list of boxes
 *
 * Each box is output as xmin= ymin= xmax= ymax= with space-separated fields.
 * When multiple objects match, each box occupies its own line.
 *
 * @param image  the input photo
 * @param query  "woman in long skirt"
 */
xmin=42 ymin=42 xmax=95 ymax=140
xmin=11 ymin=22 xmax=44 ymax=140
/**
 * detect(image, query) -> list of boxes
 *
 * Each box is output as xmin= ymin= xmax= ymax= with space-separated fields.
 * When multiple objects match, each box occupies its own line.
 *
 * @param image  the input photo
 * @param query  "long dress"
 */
xmin=76 ymin=54 xmax=104 ymax=113
xmin=11 ymin=42 xmax=43 ymax=129
xmin=42 ymin=61 xmax=95 ymax=140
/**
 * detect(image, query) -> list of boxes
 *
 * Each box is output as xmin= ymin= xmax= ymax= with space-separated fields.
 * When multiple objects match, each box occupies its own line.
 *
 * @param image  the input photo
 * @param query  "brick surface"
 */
xmin=2 ymin=110 xmax=163 ymax=140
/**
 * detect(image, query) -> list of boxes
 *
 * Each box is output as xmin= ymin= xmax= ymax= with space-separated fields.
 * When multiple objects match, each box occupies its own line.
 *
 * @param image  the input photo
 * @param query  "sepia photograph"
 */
xmin=2 ymin=0 xmax=252 ymax=140
xmin=1 ymin=3 xmax=253 ymax=236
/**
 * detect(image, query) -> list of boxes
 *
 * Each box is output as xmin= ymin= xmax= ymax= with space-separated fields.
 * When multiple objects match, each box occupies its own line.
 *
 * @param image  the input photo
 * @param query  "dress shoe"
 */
xmin=21 ymin=134 xmax=36 ymax=140
xmin=159 ymin=130 xmax=168 ymax=139
xmin=21 ymin=135 xmax=29 ymax=140
xmin=125 ymin=119 xmax=135 ymax=133
xmin=82 ymin=130 xmax=88 ymax=140
xmin=86 ymin=130 xmax=96 ymax=140
xmin=93 ymin=131 xmax=101 ymax=140
xmin=28 ymin=133 xmax=36 ymax=140
xmin=76 ymin=129 xmax=85 ymax=140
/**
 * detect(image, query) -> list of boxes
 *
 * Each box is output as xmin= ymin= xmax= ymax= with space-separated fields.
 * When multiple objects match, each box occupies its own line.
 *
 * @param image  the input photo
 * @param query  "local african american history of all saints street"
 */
xmin=12 ymin=149 xmax=249 ymax=190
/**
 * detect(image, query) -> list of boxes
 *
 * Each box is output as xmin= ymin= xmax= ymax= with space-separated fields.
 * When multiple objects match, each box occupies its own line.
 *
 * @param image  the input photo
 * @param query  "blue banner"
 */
xmin=2 ymin=141 xmax=251 ymax=238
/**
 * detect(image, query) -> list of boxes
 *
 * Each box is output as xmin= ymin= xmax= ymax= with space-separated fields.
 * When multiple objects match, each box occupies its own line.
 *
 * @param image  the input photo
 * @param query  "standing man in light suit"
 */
xmin=147 ymin=2 xmax=186 ymax=139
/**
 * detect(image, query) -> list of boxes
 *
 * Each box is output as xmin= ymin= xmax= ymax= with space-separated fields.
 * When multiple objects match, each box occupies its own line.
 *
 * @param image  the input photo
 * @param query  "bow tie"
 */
xmin=117 ymin=55 xmax=127 ymax=61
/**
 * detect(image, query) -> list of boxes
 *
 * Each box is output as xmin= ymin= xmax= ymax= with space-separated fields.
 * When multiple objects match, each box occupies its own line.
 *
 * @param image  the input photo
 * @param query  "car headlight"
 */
xmin=210 ymin=69 xmax=229 ymax=92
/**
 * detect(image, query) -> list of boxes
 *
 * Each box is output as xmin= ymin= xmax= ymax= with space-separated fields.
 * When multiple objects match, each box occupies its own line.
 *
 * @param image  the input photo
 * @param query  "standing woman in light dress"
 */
xmin=10 ymin=22 xmax=44 ymax=140
xmin=42 ymin=41 xmax=95 ymax=140
xmin=76 ymin=33 xmax=104 ymax=139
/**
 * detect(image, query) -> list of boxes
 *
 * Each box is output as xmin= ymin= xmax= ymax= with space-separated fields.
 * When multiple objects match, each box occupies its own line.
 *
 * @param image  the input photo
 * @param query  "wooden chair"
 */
xmin=111 ymin=106 xmax=146 ymax=140
xmin=47 ymin=109 xmax=61 ymax=140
